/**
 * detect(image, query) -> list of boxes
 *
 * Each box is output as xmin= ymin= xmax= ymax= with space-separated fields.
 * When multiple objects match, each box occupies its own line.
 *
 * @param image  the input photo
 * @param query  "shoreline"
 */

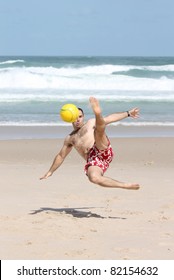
xmin=1 ymin=125 xmax=174 ymax=140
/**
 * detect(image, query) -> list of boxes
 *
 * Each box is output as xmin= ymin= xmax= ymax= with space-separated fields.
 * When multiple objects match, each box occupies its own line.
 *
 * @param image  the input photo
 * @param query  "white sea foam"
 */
xmin=0 ymin=90 xmax=173 ymax=102
xmin=0 ymin=121 xmax=174 ymax=127
xmin=1 ymin=64 xmax=174 ymax=91
xmin=0 ymin=60 xmax=25 ymax=65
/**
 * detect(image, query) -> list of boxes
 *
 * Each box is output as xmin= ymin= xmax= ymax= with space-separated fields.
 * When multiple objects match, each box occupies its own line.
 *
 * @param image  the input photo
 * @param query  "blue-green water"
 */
xmin=0 ymin=56 xmax=174 ymax=127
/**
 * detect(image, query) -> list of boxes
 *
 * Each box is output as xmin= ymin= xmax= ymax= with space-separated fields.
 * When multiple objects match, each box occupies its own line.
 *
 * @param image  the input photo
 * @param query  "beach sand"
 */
xmin=0 ymin=137 xmax=174 ymax=260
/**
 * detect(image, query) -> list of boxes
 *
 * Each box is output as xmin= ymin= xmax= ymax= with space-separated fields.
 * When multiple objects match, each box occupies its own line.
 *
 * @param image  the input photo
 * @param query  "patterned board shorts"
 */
xmin=84 ymin=142 xmax=114 ymax=175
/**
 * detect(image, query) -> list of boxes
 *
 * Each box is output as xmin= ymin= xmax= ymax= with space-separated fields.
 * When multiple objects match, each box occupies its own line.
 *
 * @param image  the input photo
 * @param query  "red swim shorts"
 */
xmin=84 ymin=142 xmax=114 ymax=174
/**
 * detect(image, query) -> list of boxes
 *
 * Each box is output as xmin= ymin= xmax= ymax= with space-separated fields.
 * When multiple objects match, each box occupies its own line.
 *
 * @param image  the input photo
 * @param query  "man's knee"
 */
xmin=88 ymin=171 xmax=102 ymax=184
xmin=95 ymin=124 xmax=106 ymax=134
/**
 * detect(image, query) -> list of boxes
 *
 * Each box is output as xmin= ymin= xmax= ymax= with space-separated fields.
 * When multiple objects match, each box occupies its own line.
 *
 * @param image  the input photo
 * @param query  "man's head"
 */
xmin=72 ymin=107 xmax=84 ymax=129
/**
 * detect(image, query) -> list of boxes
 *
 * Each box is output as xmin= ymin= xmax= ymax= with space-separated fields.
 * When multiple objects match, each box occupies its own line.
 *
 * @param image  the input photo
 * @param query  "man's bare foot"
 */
xmin=89 ymin=97 xmax=102 ymax=115
xmin=123 ymin=183 xmax=140 ymax=190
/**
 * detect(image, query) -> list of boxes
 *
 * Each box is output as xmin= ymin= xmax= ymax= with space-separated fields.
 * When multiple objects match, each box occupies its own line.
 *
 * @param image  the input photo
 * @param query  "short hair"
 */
xmin=78 ymin=107 xmax=84 ymax=115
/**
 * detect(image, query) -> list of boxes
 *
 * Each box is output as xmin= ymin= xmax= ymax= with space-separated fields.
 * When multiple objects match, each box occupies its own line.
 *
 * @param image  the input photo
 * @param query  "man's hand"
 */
xmin=40 ymin=171 xmax=52 ymax=180
xmin=129 ymin=107 xmax=140 ymax=119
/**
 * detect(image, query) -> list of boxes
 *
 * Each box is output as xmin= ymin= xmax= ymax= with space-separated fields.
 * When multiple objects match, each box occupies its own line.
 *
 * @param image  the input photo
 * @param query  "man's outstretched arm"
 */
xmin=40 ymin=138 xmax=73 ymax=180
xmin=104 ymin=107 xmax=140 ymax=125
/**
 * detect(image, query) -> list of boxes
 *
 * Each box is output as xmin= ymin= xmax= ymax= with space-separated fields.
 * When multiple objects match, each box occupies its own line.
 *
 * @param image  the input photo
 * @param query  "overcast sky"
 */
xmin=0 ymin=0 xmax=174 ymax=56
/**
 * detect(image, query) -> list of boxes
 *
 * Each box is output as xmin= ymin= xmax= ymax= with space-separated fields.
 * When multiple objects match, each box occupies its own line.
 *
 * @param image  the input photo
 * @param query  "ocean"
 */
xmin=0 ymin=56 xmax=174 ymax=138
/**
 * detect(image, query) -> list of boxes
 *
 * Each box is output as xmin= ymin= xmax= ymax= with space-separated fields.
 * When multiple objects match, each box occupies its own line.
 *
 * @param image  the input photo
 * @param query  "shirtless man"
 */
xmin=40 ymin=97 xmax=140 ymax=190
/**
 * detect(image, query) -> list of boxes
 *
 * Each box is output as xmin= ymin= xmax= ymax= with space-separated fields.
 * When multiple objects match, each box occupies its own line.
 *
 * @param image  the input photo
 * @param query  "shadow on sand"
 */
xmin=30 ymin=207 xmax=126 ymax=220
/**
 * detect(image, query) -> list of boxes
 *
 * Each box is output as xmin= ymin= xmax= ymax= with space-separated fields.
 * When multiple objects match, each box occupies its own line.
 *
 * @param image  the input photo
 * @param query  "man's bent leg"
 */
xmin=87 ymin=166 xmax=140 ymax=190
xmin=89 ymin=97 xmax=108 ymax=150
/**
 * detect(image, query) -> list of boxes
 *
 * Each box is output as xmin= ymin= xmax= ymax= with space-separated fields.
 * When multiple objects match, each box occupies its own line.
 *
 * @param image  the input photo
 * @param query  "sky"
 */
xmin=0 ymin=0 xmax=174 ymax=56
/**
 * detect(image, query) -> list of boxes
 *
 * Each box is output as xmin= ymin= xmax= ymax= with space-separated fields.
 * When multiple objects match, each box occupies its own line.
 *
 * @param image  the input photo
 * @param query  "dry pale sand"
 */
xmin=0 ymin=137 xmax=174 ymax=260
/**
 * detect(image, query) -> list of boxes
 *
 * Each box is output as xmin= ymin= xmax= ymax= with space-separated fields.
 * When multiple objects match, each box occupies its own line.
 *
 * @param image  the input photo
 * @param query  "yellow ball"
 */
xmin=60 ymin=104 xmax=79 ymax=123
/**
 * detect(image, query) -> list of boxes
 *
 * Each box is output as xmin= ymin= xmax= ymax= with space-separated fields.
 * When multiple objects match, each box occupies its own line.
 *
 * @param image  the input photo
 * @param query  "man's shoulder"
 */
xmin=86 ymin=118 xmax=95 ymax=126
xmin=64 ymin=134 xmax=73 ymax=145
